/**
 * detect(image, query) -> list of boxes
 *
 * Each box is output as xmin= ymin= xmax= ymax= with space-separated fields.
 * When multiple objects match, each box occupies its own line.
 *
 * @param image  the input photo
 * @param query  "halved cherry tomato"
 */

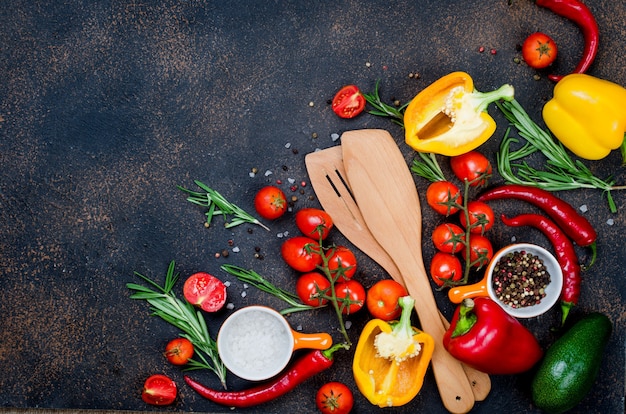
xmin=331 ymin=85 xmax=366 ymax=119
xmin=281 ymin=236 xmax=323 ymax=272
xmin=450 ymin=151 xmax=492 ymax=187
xmin=430 ymin=252 xmax=463 ymax=287
xmin=432 ymin=222 xmax=465 ymax=254
xmin=426 ymin=181 xmax=462 ymax=216
xmin=335 ymin=279 xmax=365 ymax=315
xmin=254 ymin=186 xmax=287 ymax=220
xmin=366 ymin=279 xmax=408 ymax=321
xmin=522 ymin=32 xmax=558 ymax=69
xmin=164 ymin=338 xmax=194 ymax=366
xmin=326 ymin=246 xmax=357 ymax=281
xmin=141 ymin=374 xmax=177 ymax=406
xmin=463 ymin=234 xmax=493 ymax=268
xmin=183 ymin=272 xmax=227 ymax=313
xmin=295 ymin=208 xmax=334 ymax=240
xmin=316 ymin=381 xmax=354 ymax=414
xmin=295 ymin=272 xmax=331 ymax=307
xmin=460 ymin=201 xmax=495 ymax=234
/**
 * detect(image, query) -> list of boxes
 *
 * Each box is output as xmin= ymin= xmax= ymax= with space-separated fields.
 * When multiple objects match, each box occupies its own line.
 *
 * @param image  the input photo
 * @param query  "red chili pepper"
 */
xmin=184 ymin=343 xmax=346 ymax=408
xmin=443 ymin=297 xmax=543 ymax=375
xmin=500 ymin=213 xmax=581 ymax=326
xmin=535 ymin=0 xmax=599 ymax=82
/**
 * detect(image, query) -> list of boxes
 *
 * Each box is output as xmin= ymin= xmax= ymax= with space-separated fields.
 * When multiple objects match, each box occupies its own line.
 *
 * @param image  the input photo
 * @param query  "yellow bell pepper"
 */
xmin=404 ymin=71 xmax=515 ymax=156
xmin=542 ymin=74 xmax=626 ymax=160
xmin=352 ymin=296 xmax=434 ymax=408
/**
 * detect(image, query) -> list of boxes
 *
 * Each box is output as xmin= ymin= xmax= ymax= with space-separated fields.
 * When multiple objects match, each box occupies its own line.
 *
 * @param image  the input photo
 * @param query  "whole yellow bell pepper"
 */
xmin=542 ymin=74 xmax=626 ymax=160
xmin=352 ymin=296 xmax=434 ymax=407
xmin=404 ymin=71 xmax=515 ymax=156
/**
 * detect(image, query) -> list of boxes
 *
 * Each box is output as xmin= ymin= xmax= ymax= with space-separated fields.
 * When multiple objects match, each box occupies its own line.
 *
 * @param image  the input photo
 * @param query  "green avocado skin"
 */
xmin=531 ymin=313 xmax=612 ymax=414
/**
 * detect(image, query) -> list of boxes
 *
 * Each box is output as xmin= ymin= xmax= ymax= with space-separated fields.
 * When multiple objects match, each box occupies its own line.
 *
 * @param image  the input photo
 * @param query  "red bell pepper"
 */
xmin=443 ymin=297 xmax=543 ymax=375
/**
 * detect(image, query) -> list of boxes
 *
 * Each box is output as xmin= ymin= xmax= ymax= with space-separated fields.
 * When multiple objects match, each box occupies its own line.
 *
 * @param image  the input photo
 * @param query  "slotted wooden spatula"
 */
xmin=305 ymin=146 xmax=491 ymax=402
xmin=341 ymin=129 xmax=476 ymax=414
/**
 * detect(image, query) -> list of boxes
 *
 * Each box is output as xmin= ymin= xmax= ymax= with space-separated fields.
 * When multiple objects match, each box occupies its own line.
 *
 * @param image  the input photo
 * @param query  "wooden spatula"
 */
xmin=341 ymin=129 xmax=476 ymax=414
xmin=305 ymin=146 xmax=491 ymax=402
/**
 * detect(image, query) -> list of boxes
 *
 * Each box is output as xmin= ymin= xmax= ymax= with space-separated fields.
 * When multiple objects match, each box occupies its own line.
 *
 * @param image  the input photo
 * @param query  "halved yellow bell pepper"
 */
xmin=542 ymin=74 xmax=626 ymax=160
xmin=404 ymin=71 xmax=515 ymax=156
xmin=352 ymin=296 xmax=434 ymax=408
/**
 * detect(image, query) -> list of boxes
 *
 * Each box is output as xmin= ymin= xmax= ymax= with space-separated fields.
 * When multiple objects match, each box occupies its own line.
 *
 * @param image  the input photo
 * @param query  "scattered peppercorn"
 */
xmin=478 ymin=46 xmax=485 ymax=53
xmin=292 ymin=148 xmax=299 ymax=154
xmin=492 ymin=250 xmax=551 ymax=308
xmin=490 ymin=48 xmax=497 ymax=55
xmin=221 ymin=249 xmax=230 ymax=258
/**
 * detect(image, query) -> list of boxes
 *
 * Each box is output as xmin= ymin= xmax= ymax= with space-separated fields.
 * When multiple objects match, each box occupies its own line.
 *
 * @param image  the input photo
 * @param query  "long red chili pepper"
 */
xmin=535 ymin=0 xmax=599 ymax=82
xmin=184 ymin=343 xmax=346 ymax=408
xmin=501 ymin=213 xmax=581 ymax=325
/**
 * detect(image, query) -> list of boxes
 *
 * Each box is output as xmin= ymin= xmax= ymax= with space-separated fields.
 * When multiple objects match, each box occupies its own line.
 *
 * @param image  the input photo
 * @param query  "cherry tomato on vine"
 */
xmin=522 ymin=32 xmax=558 ymax=69
xmin=326 ymin=246 xmax=357 ymax=281
xmin=281 ymin=236 xmax=322 ymax=272
xmin=316 ymin=381 xmax=354 ymax=414
xmin=295 ymin=272 xmax=331 ymax=307
xmin=141 ymin=374 xmax=177 ymax=406
xmin=463 ymin=234 xmax=493 ymax=268
xmin=183 ymin=272 xmax=227 ymax=313
xmin=426 ymin=181 xmax=462 ymax=216
xmin=331 ymin=85 xmax=366 ymax=119
xmin=430 ymin=252 xmax=463 ymax=287
xmin=460 ymin=201 xmax=495 ymax=234
xmin=366 ymin=279 xmax=408 ymax=321
xmin=164 ymin=338 xmax=194 ymax=366
xmin=335 ymin=279 xmax=365 ymax=315
xmin=450 ymin=151 xmax=492 ymax=187
xmin=432 ymin=222 xmax=465 ymax=254
xmin=295 ymin=208 xmax=334 ymax=240
xmin=254 ymin=186 xmax=287 ymax=220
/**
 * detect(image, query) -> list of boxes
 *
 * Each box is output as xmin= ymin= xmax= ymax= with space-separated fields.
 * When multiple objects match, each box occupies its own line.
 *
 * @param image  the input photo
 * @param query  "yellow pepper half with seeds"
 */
xmin=404 ymin=71 xmax=515 ymax=156
xmin=542 ymin=74 xmax=626 ymax=160
xmin=352 ymin=296 xmax=434 ymax=408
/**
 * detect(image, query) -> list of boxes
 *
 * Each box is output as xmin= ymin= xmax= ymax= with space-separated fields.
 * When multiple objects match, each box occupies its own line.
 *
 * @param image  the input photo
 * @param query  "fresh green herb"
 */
xmin=127 ymin=261 xmax=227 ymax=388
xmin=411 ymin=152 xmax=448 ymax=182
xmin=362 ymin=80 xmax=408 ymax=127
xmin=178 ymin=180 xmax=270 ymax=230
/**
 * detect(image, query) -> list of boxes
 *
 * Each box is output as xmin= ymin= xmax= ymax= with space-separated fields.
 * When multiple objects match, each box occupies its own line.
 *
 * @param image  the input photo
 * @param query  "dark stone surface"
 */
xmin=0 ymin=0 xmax=624 ymax=413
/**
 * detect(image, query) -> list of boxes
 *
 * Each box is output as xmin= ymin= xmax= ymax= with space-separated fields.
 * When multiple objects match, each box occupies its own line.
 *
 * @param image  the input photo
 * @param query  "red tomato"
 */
xmin=331 ymin=85 xmax=366 ymax=119
xmin=460 ymin=201 xmax=495 ymax=234
xmin=254 ymin=186 xmax=287 ymax=220
xmin=295 ymin=272 xmax=331 ymax=307
xmin=431 ymin=222 xmax=465 ymax=254
xmin=316 ymin=381 xmax=354 ymax=414
xmin=295 ymin=208 xmax=334 ymax=240
xmin=366 ymin=279 xmax=408 ymax=321
xmin=326 ymin=246 xmax=357 ymax=281
xmin=522 ymin=32 xmax=558 ymax=69
xmin=430 ymin=252 xmax=463 ymax=287
xmin=335 ymin=280 xmax=365 ymax=315
xmin=164 ymin=338 xmax=194 ymax=366
xmin=463 ymin=234 xmax=493 ymax=268
xmin=183 ymin=272 xmax=227 ymax=313
xmin=281 ymin=236 xmax=323 ymax=272
xmin=141 ymin=374 xmax=177 ymax=406
xmin=450 ymin=151 xmax=493 ymax=187
xmin=426 ymin=181 xmax=462 ymax=216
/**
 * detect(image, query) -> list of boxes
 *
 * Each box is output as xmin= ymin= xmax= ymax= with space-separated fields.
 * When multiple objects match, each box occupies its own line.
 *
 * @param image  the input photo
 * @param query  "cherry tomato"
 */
xmin=450 ymin=151 xmax=492 ymax=187
xmin=426 ymin=181 xmax=462 ymax=216
xmin=326 ymin=246 xmax=357 ymax=281
xmin=463 ymin=234 xmax=493 ymax=268
xmin=335 ymin=279 xmax=365 ymax=315
xmin=316 ymin=381 xmax=354 ymax=414
xmin=331 ymin=85 xmax=366 ymax=119
xmin=460 ymin=201 xmax=495 ymax=234
xmin=254 ymin=185 xmax=287 ymax=220
xmin=431 ymin=222 xmax=465 ymax=254
xmin=295 ymin=208 xmax=334 ymax=240
xmin=183 ymin=272 xmax=227 ymax=313
xmin=164 ymin=338 xmax=194 ymax=366
xmin=430 ymin=252 xmax=463 ymax=287
xmin=281 ymin=236 xmax=323 ymax=272
xmin=295 ymin=272 xmax=331 ymax=307
xmin=522 ymin=32 xmax=558 ymax=69
xmin=141 ymin=374 xmax=177 ymax=406
xmin=366 ymin=279 xmax=408 ymax=321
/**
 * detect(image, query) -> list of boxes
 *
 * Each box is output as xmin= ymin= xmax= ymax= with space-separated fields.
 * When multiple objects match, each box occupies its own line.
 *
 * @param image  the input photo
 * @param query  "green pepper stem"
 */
xmin=392 ymin=296 xmax=416 ymax=339
xmin=451 ymin=298 xmax=478 ymax=338
xmin=471 ymin=84 xmax=515 ymax=113
xmin=321 ymin=342 xmax=350 ymax=360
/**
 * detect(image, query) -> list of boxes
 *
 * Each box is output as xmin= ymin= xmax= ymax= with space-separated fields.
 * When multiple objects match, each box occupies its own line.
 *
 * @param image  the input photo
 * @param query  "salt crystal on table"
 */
xmin=264 ymin=170 xmax=273 ymax=176
xmin=224 ymin=281 xmax=231 ymax=287
xmin=345 ymin=321 xmax=352 ymax=329
xmin=285 ymin=142 xmax=292 ymax=148
xmin=226 ymin=303 xmax=235 ymax=310
xmin=579 ymin=204 xmax=588 ymax=213
xmin=288 ymin=178 xmax=296 ymax=184
xmin=232 ymin=246 xmax=240 ymax=253
xmin=331 ymin=133 xmax=340 ymax=141
xmin=607 ymin=218 xmax=614 ymax=226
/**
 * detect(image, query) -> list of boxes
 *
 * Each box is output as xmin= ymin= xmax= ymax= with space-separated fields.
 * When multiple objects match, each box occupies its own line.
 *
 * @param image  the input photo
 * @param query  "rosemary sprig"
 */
xmin=178 ymin=180 xmax=270 ymax=231
xmin=411 ymin=152 xmax=448 ymax=182
xmin=496 ymin=99 xmax=625 ymax=213
xmin=362 ymin=79 xmax=408 ymax=126
xmin=127 ymin=261 xmax=227 ymax=389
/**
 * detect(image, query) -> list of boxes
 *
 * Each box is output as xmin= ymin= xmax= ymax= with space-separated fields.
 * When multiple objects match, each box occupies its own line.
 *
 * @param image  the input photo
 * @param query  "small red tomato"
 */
xmin=316 ymin=381 xmax=354 ymax=414
xmin=426 ymin=181 xmax=462 ymax=216
xmin=141 ymin=374 xmax=177 ymax=406
xmin=335 ymin=279 xmax=365 ymax=315
xmin=295 ymin=208 xmax=334 ymax=240
xmin=295 ymin=272 xmax=331 ymax=307
xmin=331 ymin=85 xmax=366 ymax=119
xmin=366 ymin=279 xmax=408 ymax=321
xmin=463 ymin=234 xmax=494 ymax=268
xmin=522 ymin=32 xmax=558 ymax=69
xmin=460 ymin=201 xmax=495 ymax=234
xmin=450 ymin=151 xmax=492 ymax=187
xmin=281 ymin=236 xmax=323 ymax=272
xmin=431 ymin=222 xmax=465 ymax=254
xmin=430 ymin=252 xmax=463 ymax=287
xmin=254 ymin=185 xmax=287 ymax=220
xmin=183 ymin=272 xmax=227 ymax=312
xmin=164 ymin=338 xmax=194 ymax=366
xmin=326 ymin=246 xmax=357 ymax=281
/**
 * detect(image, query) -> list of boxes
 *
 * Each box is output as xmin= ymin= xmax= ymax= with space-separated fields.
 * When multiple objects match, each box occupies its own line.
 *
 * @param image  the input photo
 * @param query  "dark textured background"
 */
xmin=0 ymin=0 xmax=624 ymax=413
